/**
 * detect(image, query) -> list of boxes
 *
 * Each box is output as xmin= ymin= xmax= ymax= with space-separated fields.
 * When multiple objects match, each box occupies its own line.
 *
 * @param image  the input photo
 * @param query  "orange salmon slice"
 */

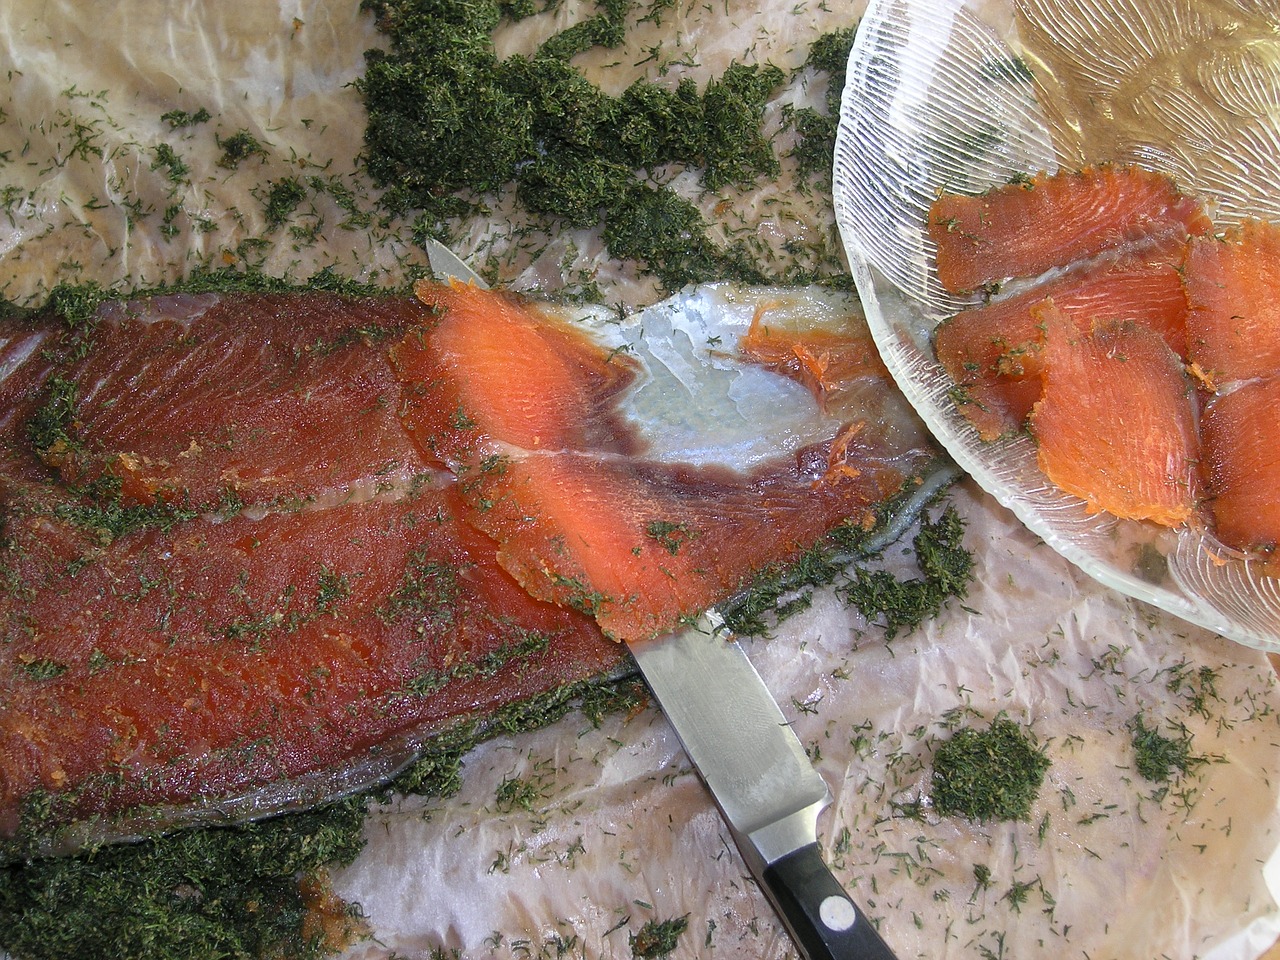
xmin=1029 ymin=300 xmax=1200 ymax=527
xmin=935 ymin=248 xmax=1191 ymax=440
xmin=1185 ymin=219 xmax=1280 ymax=385
xmin=1201 ymin=376 xmax=1280 ymax=557
xmin=928 ymin=164 xmax=1211 ymax=295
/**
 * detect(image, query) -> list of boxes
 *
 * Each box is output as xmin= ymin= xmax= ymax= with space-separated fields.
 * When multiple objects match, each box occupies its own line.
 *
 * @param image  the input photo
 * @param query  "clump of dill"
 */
xmin=0 ymin=799 xmax=369 ymax=960
xmin=789 ymin=24 xmax=858 ymax=181
xmin=630 ymin=915 xmax=689 ymax=958
xmin=931 ymin=715 xmax=1051 ymax=822
xmin=839 ymin=504 xmax=974 ymax=639
xmin=1129 ymin=714 xmax=1201 ymax=783
xmin=356 ymin=0 xmax=786 ymax=289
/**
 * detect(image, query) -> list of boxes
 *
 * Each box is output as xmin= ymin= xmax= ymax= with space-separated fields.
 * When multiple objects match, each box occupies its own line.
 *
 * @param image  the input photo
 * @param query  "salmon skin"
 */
xmin=0 ymin=283 xmax=936 ymax=855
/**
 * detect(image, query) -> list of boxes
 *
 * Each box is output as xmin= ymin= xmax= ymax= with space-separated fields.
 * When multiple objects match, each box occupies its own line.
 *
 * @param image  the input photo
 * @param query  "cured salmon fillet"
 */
xmin=934 ymin=249 xmax=1190 ymax=440
xmin=1201 ymin=378 xmax=1280 ymax=557
xmin=399 ymin=281 xmax=922 ymax=642
xmin=1029 ymin=301 xmax=1201 ymax=526
xmin=1185 ymin=219 xmax=1280 ymax=385
xmin=928 ymin=165 xmax=1211 ymax=295
xmin=0 ymin=283 xmax=936 ymax=853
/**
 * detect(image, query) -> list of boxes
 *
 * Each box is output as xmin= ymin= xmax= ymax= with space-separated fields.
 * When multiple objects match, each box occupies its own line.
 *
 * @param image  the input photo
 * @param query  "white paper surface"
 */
xmin=1 ymin=1 xmax=1278 ymax=958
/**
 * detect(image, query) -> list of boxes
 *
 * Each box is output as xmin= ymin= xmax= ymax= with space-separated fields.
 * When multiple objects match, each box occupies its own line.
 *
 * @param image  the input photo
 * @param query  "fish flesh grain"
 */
xmin=1028 ymin=301 xmax=1200 ymax=526
xmin=1186 ymin=221 xmax=1280 ymax=556
xmin=929 ymin=162 xmax=1280 ymax=562
xmin=0 ymin=282 xmax=937 ymax=856
xmin=926 ymin=164 xmax=1212 ymax=295
xmin=933 ymin=242 xmax=1190 ymax=440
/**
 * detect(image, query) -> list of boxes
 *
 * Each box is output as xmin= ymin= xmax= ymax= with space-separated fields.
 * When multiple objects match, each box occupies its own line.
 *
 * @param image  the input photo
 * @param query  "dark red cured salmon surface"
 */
xmin=30 ymin=292 xmax=435 ymax=513
xmin=0 ymin=283 xmax=933 ymax=853
xmin=1028 ymin=301 xmax=1201 ymax=527
xmin=934 ymin=246 xmax=1191 ymax=440
xmin=1185 ymin=219 xmax=1280 ymax=386
xmin=927 ymin=164 xmax=1211 ymax=295
xmin=1201 ymin=377 xmax=1280 ymax=559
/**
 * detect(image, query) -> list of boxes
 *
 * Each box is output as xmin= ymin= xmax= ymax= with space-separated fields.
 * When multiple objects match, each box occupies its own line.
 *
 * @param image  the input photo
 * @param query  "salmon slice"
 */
xmin=1185 ymin=219 xmax=1280 ymax=385
xmin=737 ymin=302 xmax=891 ymax=410
xmin=398 ymin=282 xmax=917 ymax=642
xmin=0 ymin=481 xmax=620 ymax=844
xmin=399 ymin=281 xmax=641 ymax=462
xmin=1201 ymin=377 xmax=1280 ymax=557
xmin=1029 ymin=300 xmax=1200 ymax=526
xmin=26 ymin=292 xmax=436 ymax=513
xmin=935 ymin=248 xmax=1191 ymax=439
xmin=928 ymin=164 xmax=1211 ymax=295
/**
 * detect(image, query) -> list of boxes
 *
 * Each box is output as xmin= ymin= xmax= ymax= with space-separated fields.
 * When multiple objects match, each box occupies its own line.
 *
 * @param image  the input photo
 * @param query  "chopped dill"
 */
xmin=1129 ymin=714 xmax=1200 ymax=783
xmin=630 ymin=915 xmax=689 ymax=959
xmin=160 ymin=106 xmax=211 ymax=128
xmin=150 ymin=143 xmax=189 ymax=183
xmin=931 ymin=715 xmax=1050 ymax=822
xmin=839 ymin=504 xmax=973 ymax=638
xmin=789 ymin=25 xmax=858 ymax=181
xmin=215 ymin=130 xmax=269 ymax=169
xmin=18 ymin=658 xmax=68 ymax=681
xmin=262 ymin=176 xmax=308 ymax=227
xmin=357 ymin=0 xmax=785 ymax=289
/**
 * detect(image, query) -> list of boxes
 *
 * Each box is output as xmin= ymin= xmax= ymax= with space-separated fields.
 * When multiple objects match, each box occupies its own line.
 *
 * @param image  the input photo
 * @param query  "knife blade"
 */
xmin=627 ymin=614 xmax=898 ymax=960
xmin=421 ymin=240 xmax=901 ymax=959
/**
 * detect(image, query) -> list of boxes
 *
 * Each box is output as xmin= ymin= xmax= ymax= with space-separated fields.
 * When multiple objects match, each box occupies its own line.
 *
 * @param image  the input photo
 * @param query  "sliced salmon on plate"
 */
xmin=1185 ymin=219 xmax=1280 ymax=386
xmin=1201 ymin=377 xmax=1280 ymax=559
xmin=927 ymin=164 xmax=1210 ymax=295
xmin=934 ymin=247 xmax=1190 ymax=440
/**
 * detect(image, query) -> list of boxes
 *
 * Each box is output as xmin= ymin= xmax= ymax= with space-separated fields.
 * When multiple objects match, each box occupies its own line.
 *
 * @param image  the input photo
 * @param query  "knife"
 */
xmin=423 ymin=239 xmax=903 ymax=959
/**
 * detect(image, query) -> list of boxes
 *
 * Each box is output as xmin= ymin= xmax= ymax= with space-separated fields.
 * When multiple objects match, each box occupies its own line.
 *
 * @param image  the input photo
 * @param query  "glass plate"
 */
xmin=833 ymin=0 xmax=1280 ymax=651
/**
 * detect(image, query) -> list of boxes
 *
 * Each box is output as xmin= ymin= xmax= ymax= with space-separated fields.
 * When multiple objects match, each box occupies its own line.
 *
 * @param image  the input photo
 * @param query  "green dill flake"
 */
xmin=630 ymin=915 xmax=689 ymax=959
xmin=160 ymin=106 xmax=212 ymax=128
xmin=19 ymin=657 xmax=68 ymax=681
xmin=149 ymin=142 xmax=189 ymax=183
xmin=26 ymin=375 xmax=81 ymax=459
xmin=644 ymin=519 xmax=695 ymax=555
xmin=1129 ymin=714 xmax=1199 ymax=783
xmin=215 ymin=130 xmax=268 ymax=169
xmin=315 ymin=567 xmax=352 ymax=613
xmin=494 ymin=775 xmax=541 ymax=812
xmin=931 ymin=715 xmax=1050 ymax=822
xmin=263 ymin=176 xmax=308 ymax=227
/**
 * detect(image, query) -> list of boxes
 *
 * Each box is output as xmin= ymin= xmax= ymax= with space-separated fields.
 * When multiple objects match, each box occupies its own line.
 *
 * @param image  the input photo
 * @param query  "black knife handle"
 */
xmin=760 ymin=843 xmax=899 ymax=960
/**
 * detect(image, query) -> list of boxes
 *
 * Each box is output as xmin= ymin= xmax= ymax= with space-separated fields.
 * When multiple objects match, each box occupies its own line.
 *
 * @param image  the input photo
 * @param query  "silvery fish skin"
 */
xmin=0 ymin=282 xmax=937 ymax=857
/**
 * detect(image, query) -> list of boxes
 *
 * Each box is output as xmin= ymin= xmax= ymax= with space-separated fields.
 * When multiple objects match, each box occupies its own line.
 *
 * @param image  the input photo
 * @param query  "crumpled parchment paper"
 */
xmin=1 ymin=1 xmax=1278 ymax=958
